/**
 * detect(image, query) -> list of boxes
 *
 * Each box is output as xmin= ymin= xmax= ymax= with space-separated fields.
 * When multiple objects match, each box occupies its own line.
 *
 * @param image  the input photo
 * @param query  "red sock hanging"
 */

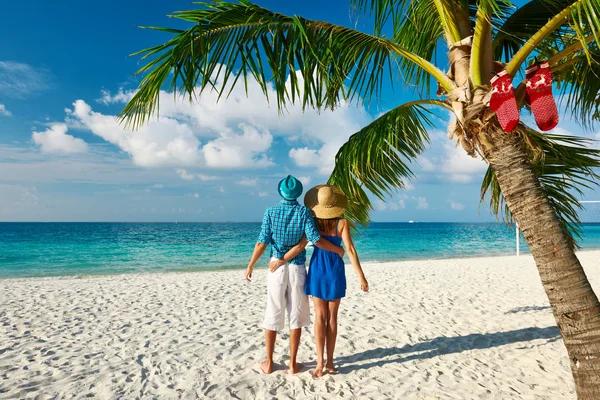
xmin=490 ymin=70 xmax=520 ymax=133
xmin=525 ymin=61 xmax=559 ymax=131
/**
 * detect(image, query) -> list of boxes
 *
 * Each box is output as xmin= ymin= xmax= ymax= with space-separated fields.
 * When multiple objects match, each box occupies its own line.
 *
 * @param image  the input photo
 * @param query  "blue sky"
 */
xmin=0 ymin=0 xmax=598 ymax=222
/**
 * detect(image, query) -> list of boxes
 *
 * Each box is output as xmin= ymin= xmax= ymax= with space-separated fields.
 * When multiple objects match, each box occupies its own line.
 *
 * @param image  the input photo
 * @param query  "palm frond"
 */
xmin=392 ymin=0 xmax=444 ymax=92
xmin=349 ymin=0 xmax=407 ymax=36
xmin=388 ymin=0 xmax=511 ymax=90
xmin=120 ymin=0 xmax=452 ymax=129
xmin=500 ymin=0 xmax=600 ymax=76
xmin=481 ymin=127 xmax=600 ymax=248
xmin=492 ymin=0 xmax=574 ymax=61
xmin=554 ymin=49 xmax=600 ymax=128
xmin=328 ymin=101 xmax=439 ymax=228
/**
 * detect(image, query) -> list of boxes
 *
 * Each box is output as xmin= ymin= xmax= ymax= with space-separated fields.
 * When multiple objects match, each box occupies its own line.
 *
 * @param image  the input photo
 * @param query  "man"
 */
xmin=245 ymin=175 xmax=344 ymax=374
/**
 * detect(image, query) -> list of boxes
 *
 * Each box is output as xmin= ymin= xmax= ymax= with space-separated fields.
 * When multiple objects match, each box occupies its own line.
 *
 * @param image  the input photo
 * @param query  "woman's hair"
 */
xmin=316 ymin=218 xmax=338 ymax=235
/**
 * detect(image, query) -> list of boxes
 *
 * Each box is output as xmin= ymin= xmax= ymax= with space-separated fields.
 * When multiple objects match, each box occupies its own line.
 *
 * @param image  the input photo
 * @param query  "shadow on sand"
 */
xmin=505 ymin=306 xmax=552 ymax=314
xmin=336 ymin=326 xmax=560 ymax=373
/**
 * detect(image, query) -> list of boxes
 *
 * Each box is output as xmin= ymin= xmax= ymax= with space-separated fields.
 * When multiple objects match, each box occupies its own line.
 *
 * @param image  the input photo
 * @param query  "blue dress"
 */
xmin=305 ymin=223 xmax=346 ymax=301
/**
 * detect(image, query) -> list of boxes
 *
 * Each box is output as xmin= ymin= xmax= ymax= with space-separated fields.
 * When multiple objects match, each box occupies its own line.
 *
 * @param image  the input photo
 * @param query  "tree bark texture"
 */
xmin=486 ymin=124 xmax=600 ymax=399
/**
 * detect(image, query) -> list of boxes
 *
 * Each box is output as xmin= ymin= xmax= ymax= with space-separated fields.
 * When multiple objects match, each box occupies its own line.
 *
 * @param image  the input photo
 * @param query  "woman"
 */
xmin=304 ymin=185 xmax=369 ymax=377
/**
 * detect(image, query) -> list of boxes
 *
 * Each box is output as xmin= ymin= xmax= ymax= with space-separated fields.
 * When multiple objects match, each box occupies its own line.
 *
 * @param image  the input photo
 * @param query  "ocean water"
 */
xmin=1 ymin=222 xmax=600 ymax=278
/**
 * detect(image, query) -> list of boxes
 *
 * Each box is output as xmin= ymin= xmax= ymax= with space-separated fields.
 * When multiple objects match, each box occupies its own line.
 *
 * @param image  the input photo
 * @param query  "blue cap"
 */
xmin=278 ymin=175 xmax=303 ymax=201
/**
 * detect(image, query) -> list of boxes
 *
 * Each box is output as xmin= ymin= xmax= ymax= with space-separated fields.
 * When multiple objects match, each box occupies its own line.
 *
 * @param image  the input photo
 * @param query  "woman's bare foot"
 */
xmin=287 ymin=362 xmax=304 ymax=374
xmin=312 ymin=364 xmax=324 ymax=378
xmin=260 ymin=360 xmax=273 ymax=374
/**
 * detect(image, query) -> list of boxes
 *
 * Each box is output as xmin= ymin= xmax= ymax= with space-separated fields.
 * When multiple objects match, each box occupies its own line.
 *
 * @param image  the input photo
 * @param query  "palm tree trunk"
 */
xmin=485 ymin=123 xmax=600 ymax=399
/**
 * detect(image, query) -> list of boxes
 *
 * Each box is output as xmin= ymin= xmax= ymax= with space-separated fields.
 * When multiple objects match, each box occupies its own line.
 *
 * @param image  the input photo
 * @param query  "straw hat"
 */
xmin=304 ymin=185 xmax=348 ymax=219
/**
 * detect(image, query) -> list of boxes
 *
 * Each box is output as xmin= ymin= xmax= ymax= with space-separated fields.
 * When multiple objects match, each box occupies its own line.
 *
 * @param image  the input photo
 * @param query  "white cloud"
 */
xmin=416 ymin=197 xmax=429 ymax=210
xmin=176 ymin=168 xmax=195 ymax=181
xmin=403 ymin=181 xmax=415 ymax=191
xmin=375 ymin=197 xmax=409 ymax=211
xmin=202 ymin=124 xmax=274 ymax=169
xmin=297 ymin=176 xmax=312 ymax=186
xmin=32 ymin=124 xmax=88 ymax=154
xmin=447 ymin=174 xmax=473 ymax=183
xmin=69 ymin=100 xmax=202 ymax=168
xmin=219 ymin=186 xmax=225 ymax=193
xmin=97 ymin=73 xmax=368 ymax=173
xmin=0 ymin=104 xmax=11 ymax=116
xmin=70 ymin=97 xmax=274 ymax=170
xmin=193 ymin=193 xmax=200 ymax=199
xmin=97 ymin=89 xmax=133 ymax=105
xmin=375 ymin=199 xmax=387 ymax=211
xmin=442 ymin=143 xmax=487 ymax=183
xmin=237 ymin=178 xmax=258 ymax=186
xmin=449 ymin=199 xmax=465 ymax=210
xmin=418 ymin=157 xmax=436 ymax=172
xmin=175 ymin=169 xmax=220 ymax=181
xmin=289 ymin=148 xmax=320 ymax=168
xmin=100 ymin=72 xmax=371 ymax=174
xmin=198 ymin=174 xmax=218 ymax=181
xmin=258 ymin=192 xmax=269 ymax=197
xmin=22 ymin=186 xmax=39 ymax=205
xmin=151 ymin=184 xmax=164 ymax=189
xmin=415 ymin=136 xmax=488 ymax=184
xmin=0 ymin=61 xmax=51 ymax=98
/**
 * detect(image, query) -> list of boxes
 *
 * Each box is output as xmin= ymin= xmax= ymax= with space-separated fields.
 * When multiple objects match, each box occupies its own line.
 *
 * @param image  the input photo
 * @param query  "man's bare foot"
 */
xmin=312 ymin=364 xmax=324 ymax=378
xmin=287 ymin=362 xmax=304 ymax=374
xmin=260 ymin=360 xmax=273 ymax=374
xmin=325 ymin=362 xmax=338 ymax=374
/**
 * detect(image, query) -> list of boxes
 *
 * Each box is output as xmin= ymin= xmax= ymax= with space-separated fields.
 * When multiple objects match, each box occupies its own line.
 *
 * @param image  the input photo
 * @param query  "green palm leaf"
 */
xmin=392 ymin=0 xmax=444 ymax=92
xmin=328 ymin=100 xmax=442 ymax=227
xmin=119 ymin=0 xmax=451 ymax=129
xmin=481 ymin=127 xmax=600 ymax=248
xmin=492 ymin=0 xmax=575 ymax=61
xmin=554 ymin=50 xmax=600 ymax=128
xmin=350 ymin=0 xmax=407 ymax=36
xmin=498 ymin=0 xmax=600 ymax=75
xmin=388 ymin=0 xmax=511 ymax=91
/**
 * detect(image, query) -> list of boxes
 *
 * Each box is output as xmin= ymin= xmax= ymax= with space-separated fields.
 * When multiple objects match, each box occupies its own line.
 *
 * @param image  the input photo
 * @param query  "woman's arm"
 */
xmin=339 ymin=219 xmax=368 ymax=292
xmin=314 ymin=237 xmax=344 ymax=256
xmin=269 ymin=236 xmax=345 ymax=272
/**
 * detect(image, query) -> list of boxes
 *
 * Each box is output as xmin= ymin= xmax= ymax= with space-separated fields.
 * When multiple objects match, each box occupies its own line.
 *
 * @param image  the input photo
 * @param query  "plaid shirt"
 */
xmin=257 ymin=200 xmax=321 ymax=265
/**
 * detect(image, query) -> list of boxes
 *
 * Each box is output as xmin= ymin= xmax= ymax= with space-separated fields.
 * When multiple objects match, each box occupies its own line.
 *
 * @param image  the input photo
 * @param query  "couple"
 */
xmin=245 ymin=175 xmax=369 ymax=377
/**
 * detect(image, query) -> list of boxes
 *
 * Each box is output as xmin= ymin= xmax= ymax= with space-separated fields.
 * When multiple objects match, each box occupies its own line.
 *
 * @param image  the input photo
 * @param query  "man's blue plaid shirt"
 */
xmin=257 ymin=200 xmax=321 ymax=265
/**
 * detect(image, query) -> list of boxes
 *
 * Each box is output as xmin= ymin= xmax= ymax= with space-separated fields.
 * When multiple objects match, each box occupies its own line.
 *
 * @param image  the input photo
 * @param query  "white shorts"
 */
xmin=263 ymin=258 xmax=310 ymax=331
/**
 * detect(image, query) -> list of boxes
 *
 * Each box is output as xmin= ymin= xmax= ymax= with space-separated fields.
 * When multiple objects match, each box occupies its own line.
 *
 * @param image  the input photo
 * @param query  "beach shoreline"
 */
xmin=2 ymin=247 xmax=600 ymax=281
xmin=2 ymin=252 xmax=599 ymax=398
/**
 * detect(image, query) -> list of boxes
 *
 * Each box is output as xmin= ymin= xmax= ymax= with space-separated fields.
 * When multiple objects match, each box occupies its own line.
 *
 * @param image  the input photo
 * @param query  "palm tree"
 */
xmin=119 ymin=0 xmax=600 ymax=396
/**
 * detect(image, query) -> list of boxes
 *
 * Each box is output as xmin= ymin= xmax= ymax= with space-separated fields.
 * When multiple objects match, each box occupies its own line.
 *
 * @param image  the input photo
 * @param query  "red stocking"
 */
xmin=525 ymin=61 xmax=559 ymax=131
xmin=490 ymin=70 xmax=520 ymax=133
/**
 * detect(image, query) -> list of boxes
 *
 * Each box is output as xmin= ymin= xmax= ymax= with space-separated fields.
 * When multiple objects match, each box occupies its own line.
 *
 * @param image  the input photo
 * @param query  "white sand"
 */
xmin=2 ymin=251 xmax=600 ymax=399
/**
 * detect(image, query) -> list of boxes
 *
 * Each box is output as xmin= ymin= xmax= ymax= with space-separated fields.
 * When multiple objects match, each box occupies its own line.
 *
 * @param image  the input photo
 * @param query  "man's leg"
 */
xmin=287 ymin=263 xmax=310 ymax=374
xmin=289 ymin=328 xmax=302 ymax=374
xmin=261 ymin=329 xmax=277 ymax=374
xmin=262 ymin=260 xmax=287 ymax=374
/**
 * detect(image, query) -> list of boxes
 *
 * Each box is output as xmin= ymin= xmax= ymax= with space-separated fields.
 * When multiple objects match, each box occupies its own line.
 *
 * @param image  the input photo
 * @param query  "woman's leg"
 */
xmin=312 ymin=297 xmax=328 ymax=377
xmin=325 ymin=299 xmax=341 ymax=372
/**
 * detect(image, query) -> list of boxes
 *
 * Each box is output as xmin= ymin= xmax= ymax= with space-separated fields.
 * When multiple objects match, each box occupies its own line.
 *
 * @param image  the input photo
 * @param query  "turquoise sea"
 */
xmin=1 ymin=222 xmax=600 ymax=278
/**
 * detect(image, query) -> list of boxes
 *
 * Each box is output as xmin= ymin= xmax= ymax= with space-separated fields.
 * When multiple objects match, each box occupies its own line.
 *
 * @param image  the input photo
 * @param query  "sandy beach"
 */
xmin=2 ymin=251 xmax=599 ymax=399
